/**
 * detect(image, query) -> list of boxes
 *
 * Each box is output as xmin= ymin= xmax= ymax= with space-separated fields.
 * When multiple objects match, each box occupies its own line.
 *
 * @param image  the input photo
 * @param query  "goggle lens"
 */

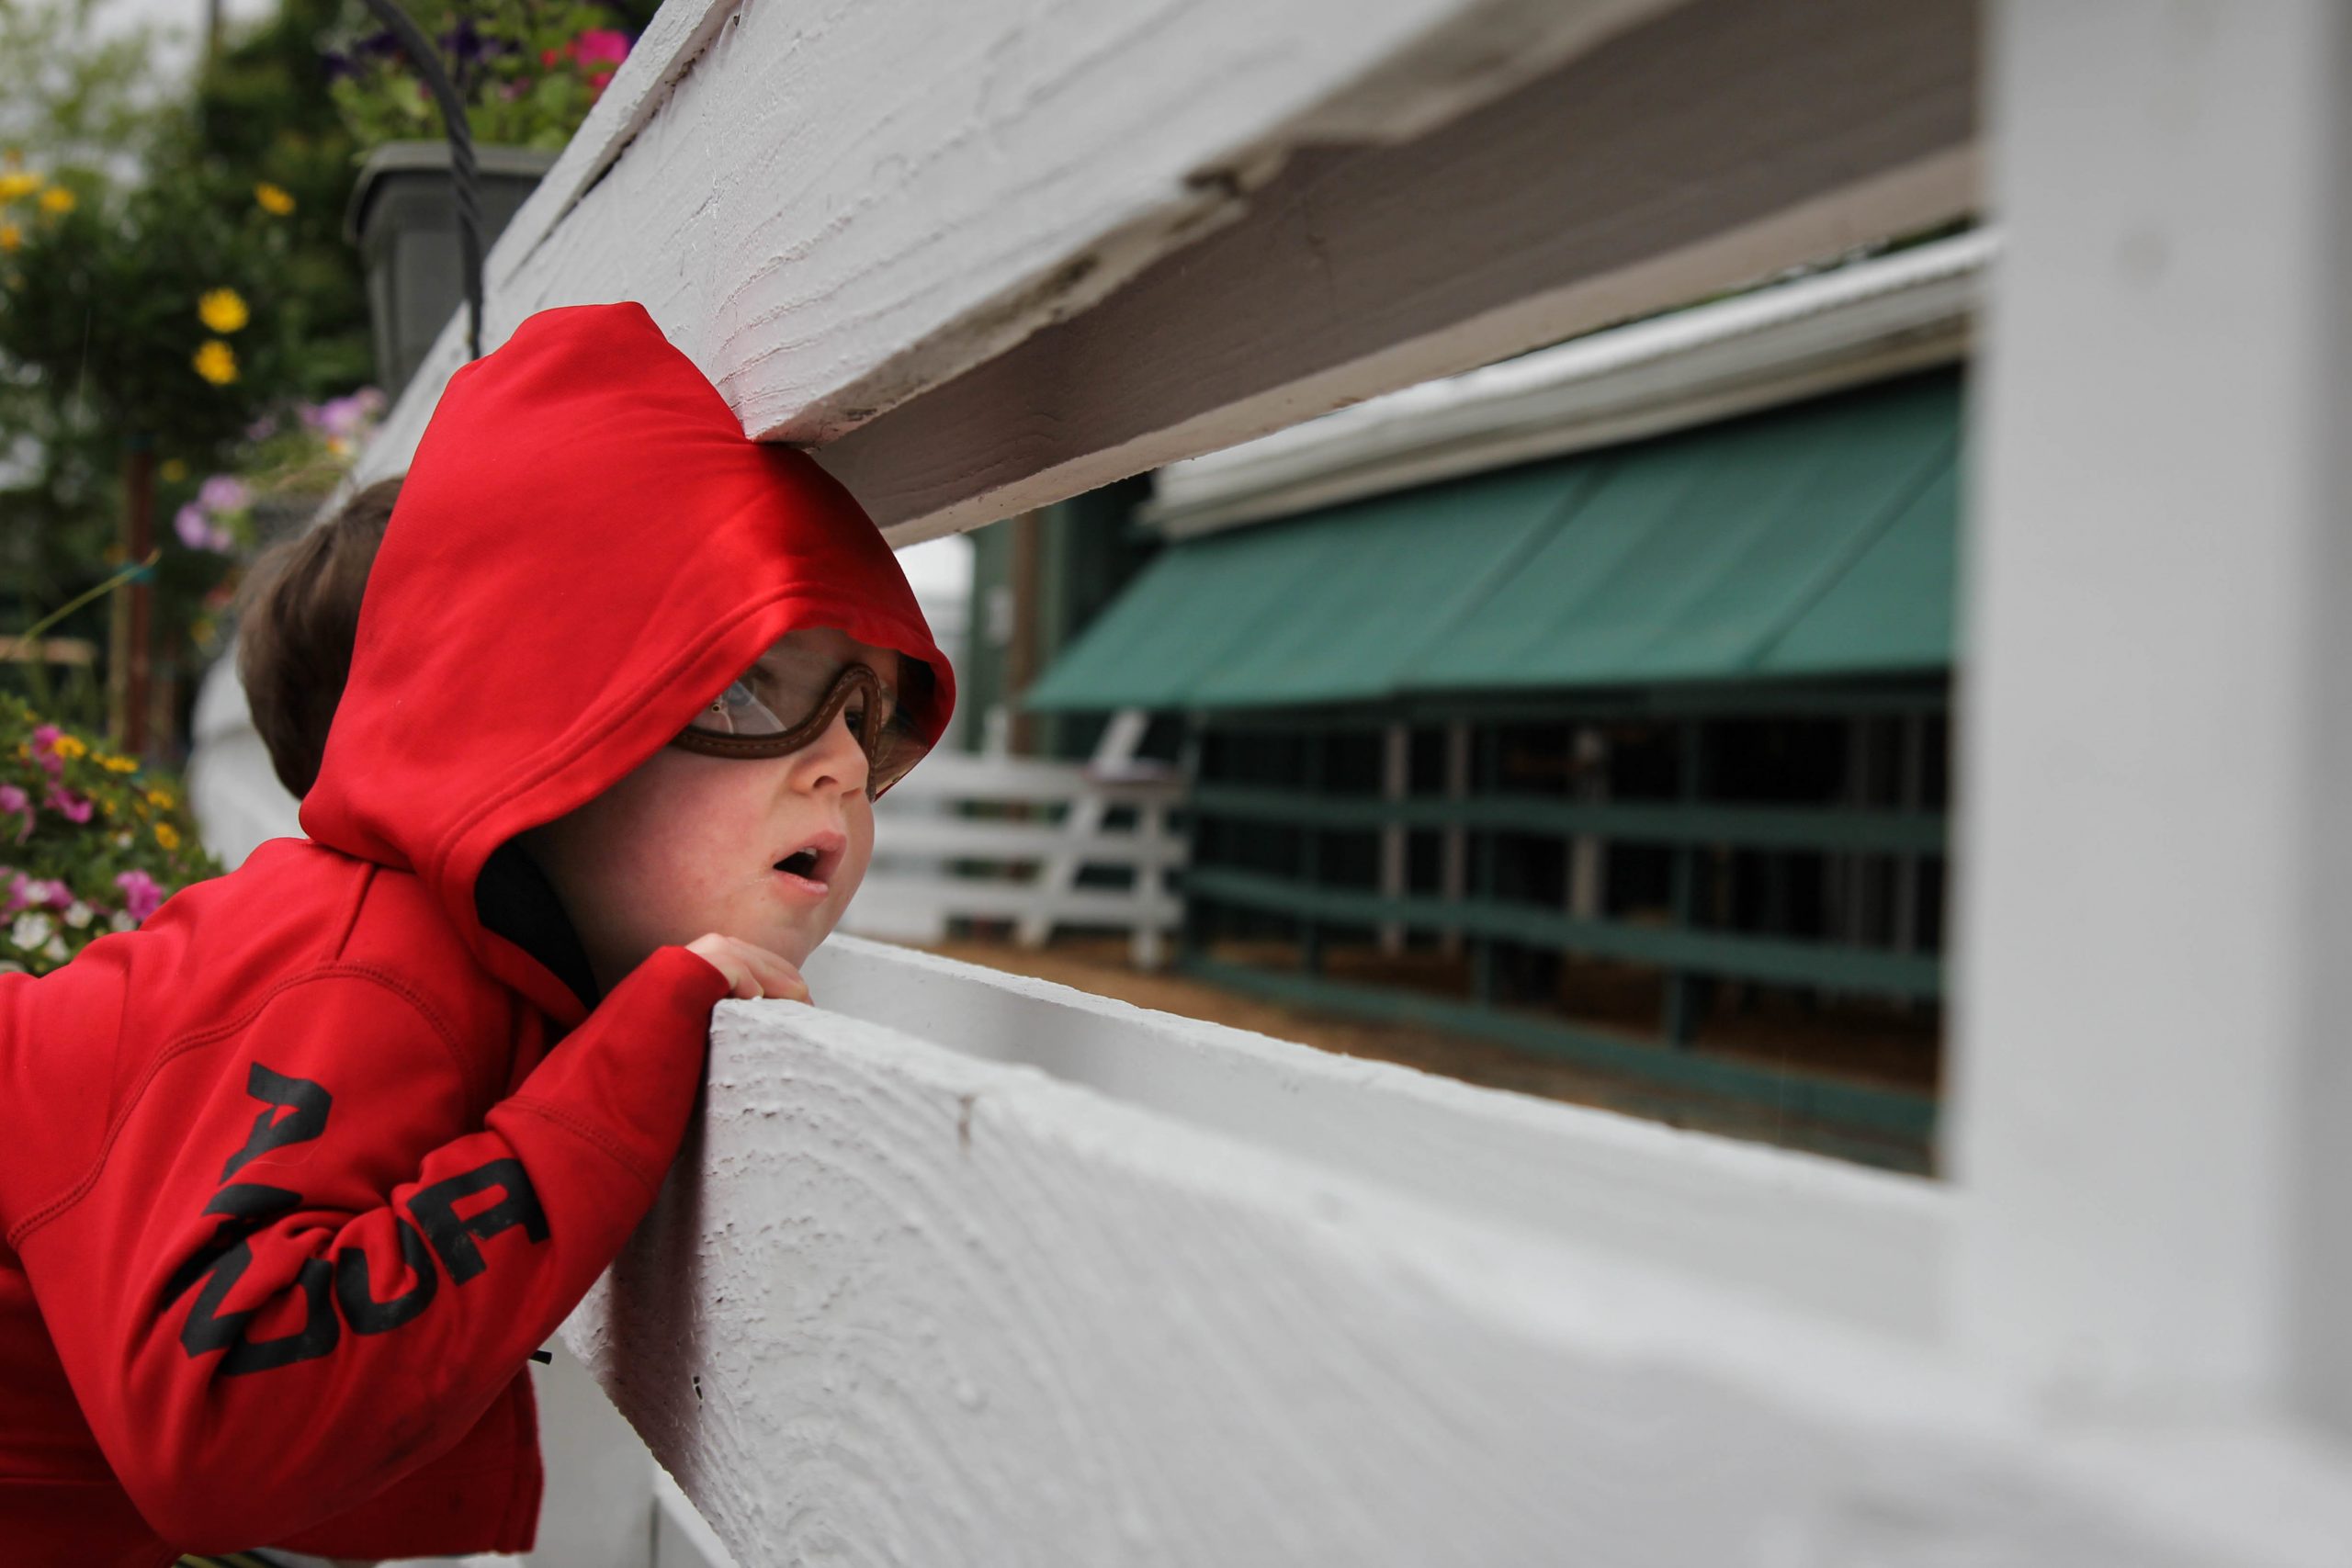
xmin=672 ymin=640 xmax=932 ymax=798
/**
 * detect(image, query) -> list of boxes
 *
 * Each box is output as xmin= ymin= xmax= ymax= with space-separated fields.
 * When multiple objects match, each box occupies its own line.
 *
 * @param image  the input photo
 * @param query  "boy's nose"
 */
xmin=787 ymin=707 xmax=870 ymax=796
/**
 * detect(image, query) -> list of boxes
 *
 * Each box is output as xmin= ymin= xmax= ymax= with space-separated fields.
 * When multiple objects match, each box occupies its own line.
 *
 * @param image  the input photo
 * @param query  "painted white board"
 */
xmin=562 ymin=992 xmax=2343 ymax=1568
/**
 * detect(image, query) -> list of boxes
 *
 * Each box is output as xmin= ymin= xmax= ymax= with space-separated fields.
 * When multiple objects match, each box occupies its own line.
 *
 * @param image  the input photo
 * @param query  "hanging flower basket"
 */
xmin=343 ymin=140 xmax=560 ymax=400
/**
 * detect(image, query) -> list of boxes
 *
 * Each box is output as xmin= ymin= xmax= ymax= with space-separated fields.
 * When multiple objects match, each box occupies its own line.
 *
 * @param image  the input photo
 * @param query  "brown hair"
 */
xmin=233 ymin=476 xmax=401 ymax=797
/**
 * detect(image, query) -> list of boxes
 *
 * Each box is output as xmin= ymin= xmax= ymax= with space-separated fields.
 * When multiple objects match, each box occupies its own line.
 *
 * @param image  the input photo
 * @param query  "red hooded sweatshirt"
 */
xmin=0 ymin=301 xmax=953 ymax=1563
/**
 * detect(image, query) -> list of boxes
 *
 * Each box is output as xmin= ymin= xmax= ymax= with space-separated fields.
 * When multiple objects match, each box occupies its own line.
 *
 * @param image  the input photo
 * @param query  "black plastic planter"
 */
xmin=344 ymin=141 xmax=560 ymax=400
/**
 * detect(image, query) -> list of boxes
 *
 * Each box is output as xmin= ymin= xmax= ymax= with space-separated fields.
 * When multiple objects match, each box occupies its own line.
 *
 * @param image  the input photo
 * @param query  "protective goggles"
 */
xmin=671 ymin=637 xmax=932 ymax=798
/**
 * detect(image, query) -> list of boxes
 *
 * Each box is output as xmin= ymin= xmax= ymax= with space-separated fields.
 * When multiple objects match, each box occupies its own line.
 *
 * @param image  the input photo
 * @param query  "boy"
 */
xmin=0 ymin=301 xmax=953 ymax=1562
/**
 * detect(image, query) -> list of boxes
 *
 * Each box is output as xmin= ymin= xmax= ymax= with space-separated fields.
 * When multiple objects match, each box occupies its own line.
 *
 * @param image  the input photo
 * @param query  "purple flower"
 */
xmin=115 ymin=870 xmax=164 ymax=924
xmin=438 ymin=17 xmax=487 ymax=62
xmin=175 ymin=503 xmax=213 ymax=549
xmin=321 ymin=49 xmax=355 ymax=83
xmin=43 ymin=786 xmax=90 ymax=825
xmin=198 ymin=475 xmax=250 ymax=513
xmin=34 ymin=879 xmax=72 ymax=911
xmin=316 ymin=394 xmax=382 ymax=439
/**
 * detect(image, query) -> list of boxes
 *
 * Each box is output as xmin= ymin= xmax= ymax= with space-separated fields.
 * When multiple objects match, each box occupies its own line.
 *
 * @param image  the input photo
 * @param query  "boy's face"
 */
xmin=526 ymin=626 xmax=901 ymax=989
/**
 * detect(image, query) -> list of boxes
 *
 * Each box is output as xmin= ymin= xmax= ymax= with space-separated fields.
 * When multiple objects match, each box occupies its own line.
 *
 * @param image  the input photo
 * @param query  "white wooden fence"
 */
xmin=848 ymin=747 xmax=1185 ymax=967
xmin=180 ymin=0 xmax=2352 ymax=1562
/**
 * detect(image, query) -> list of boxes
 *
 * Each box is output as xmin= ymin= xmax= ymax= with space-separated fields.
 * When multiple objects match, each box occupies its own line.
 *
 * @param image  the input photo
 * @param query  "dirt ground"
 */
xmin=918 ymin=934 xmax=1939 ymax=1174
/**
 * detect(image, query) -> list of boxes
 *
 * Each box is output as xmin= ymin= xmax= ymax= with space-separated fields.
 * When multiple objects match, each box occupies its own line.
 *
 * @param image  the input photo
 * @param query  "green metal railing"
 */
xmin=1174 ymin=711 xmax=1948 ymax=1160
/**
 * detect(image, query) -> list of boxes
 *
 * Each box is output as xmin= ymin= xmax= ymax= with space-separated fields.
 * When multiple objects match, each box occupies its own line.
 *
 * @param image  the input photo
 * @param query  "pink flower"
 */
xmin=32 ymin=879 xmax=71 ymax=911
xmin=2 ymin=873 xmax=27 ymax=913
xmin=316 ymin=394 xmax=369 ymax=438
xmin=175 ymin=503 xmax=215 ymax=549
xmin=589 ymin=69 xmax=613 ymax=93
xmin=115 ymin=870 xmax=164 ymax=923
xmin=198 ymin=475 xmax=250 ymax=513
xmin=27 ymin=726 xmax=62 ymax=777
xmin=43 ymin=785 xmax=90 ymax=825
xmin=572 ymin=28 xmax=629 ymax=66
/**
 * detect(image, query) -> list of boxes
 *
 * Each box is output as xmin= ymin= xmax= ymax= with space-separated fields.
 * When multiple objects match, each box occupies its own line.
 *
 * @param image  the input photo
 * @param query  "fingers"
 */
xmin=683 ymin=933 xmax=810 ymax=1004
xmin=741 ymin=944 xmax=812 ymax=1004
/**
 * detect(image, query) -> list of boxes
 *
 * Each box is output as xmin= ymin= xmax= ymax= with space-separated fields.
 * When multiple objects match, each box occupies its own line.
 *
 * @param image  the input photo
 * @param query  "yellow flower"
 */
xmin=154 ymin=822 xmax=181 ymax=852
xmin=192 ymin=340 xmax=238 ymax=386
xmin=37 ymin=186 xmax=74 ymax=216
xmin=198 ymin=288 xmax=249 ymax=333
xmin=97 ymin=753 xmax=137 ymax=773
xmin=254 ymin=183 xmax=295 ymax=216
xmin=159 ymin=458 xmax=188 ymax=483
xmin=0 ymin=224 xmax=20 ymax=254
xmin=144 ymin=785 xmax=175 ymax=810
xmin=53 ymin=735 xmax=86 ymax=761
xmin=0 ymin=172 xmax=39 ymax=202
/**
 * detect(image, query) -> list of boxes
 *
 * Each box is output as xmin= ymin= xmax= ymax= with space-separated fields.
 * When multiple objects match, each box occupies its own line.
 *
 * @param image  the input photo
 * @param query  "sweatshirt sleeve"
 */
xmin=14 ymin=942 xmax=730 ymax=1551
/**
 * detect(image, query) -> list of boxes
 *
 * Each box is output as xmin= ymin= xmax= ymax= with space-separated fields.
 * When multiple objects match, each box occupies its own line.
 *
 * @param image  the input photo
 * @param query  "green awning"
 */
xmin=1023 ymin=371 xmax=1961 ymax=714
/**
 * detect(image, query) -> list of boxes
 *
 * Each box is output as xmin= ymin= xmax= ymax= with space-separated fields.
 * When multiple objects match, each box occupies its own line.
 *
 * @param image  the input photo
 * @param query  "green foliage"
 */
xmin=324 ymin=0 xmax=634 ymax=154
xmin=0 ymin=0 xmax=381 ymax=745
xmin=0 ymin=166 xmax=303 ymax=445
xmin=179 ymin=0 xmax=375 ymax=397
xmin=0 ymin=694 xmax=219 ymax=974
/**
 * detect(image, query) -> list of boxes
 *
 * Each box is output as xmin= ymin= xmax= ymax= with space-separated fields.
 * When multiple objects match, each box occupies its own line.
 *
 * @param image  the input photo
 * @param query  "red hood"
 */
xmin=300 ymin=301 xmax=954 ymax=1026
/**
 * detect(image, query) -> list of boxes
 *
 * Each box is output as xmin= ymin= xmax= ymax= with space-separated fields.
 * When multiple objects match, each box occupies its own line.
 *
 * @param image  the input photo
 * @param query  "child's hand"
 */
xmin=684 ymin=933 xmax=812 ymax=1003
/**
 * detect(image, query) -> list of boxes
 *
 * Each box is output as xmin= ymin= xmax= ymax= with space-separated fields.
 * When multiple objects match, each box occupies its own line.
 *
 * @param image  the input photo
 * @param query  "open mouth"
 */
xmin=773 ymin=830 xmax=846 ymax=890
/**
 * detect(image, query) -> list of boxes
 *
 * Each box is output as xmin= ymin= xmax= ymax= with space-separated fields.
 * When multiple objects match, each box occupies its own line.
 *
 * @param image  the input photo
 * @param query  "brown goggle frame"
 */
xmin=669 ymin=663 xmax=918 ymax=797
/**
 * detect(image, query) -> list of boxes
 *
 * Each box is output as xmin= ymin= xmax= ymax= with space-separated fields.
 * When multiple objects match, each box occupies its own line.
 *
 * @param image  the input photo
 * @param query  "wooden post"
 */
xmin=1566 ymin=724 xmax=1607 ymax=920
xmin=1468 ymin=726 xmax=1498 ymax=1007
xmin=1297 ymin=729 xmax=1324 ymax=976
xmin=1663 ymin=719 xmax=1706 ymax=1046
xmin=1439 ymin=721 xmax=1469 ymax=960
xmin=1177 ymin=718 xmax=1206 ymax=968
xmin=1956 ymin=0 xmax=2352 ymax=1432
xmin=117 ymin=445 xmax=156 ymax=758
xmin=1132 ymin=799 xmax=1169 ymax=972
xmin=1377 ymin=721 xmax=1409 ymax=956
xmin=1894 ymin=709 xmax=1925 ymax=959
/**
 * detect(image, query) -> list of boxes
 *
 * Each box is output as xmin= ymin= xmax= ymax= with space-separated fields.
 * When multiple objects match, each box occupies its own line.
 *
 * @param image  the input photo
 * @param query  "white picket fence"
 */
xmin=850 ymin=748 xmax=1186 ymax=966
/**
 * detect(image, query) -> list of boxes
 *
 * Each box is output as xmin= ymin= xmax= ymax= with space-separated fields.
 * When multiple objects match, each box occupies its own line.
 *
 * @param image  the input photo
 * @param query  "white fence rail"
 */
xmin=848 ymin=749 xmax=1186 ymax=967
